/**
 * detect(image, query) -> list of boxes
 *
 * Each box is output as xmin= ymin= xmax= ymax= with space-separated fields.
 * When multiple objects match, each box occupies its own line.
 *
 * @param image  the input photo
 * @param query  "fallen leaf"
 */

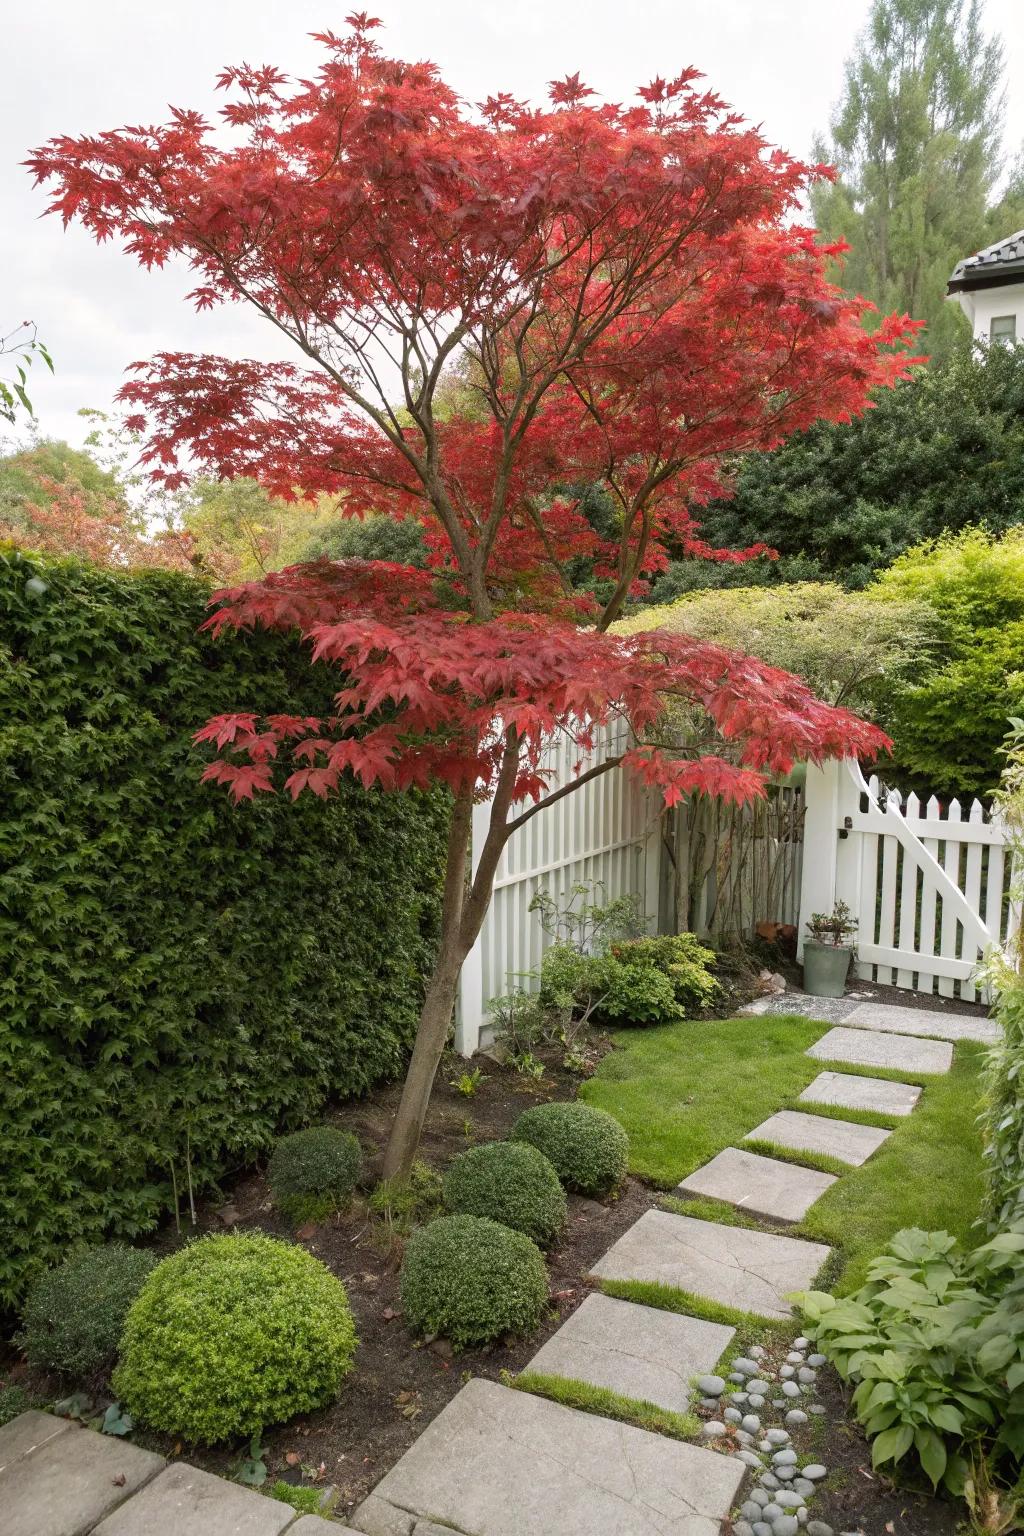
xmin=295 ymin=1222 xmax=319 ymax=1241
xmin=285 ymin=1451 xmax=301 ymax=1467
xmin=111 ymin=1473 xmax=126 ymax=1487
xmin=381 ymin=1307 xmax=396 ymax=1321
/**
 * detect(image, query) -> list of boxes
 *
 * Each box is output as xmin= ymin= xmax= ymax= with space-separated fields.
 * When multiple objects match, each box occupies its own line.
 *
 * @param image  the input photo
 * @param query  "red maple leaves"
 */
xmin=29 ymin=18 xmax=908 ymax=815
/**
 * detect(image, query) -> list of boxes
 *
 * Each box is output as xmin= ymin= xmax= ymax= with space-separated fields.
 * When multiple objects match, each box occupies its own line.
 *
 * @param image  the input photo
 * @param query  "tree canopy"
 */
xmin=812 ymin=0 xmax=1023 ymax=359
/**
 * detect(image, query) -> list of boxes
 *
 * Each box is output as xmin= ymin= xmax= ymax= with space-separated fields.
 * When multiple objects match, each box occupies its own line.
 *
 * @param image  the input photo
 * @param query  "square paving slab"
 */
xmin=525 ymin=1292 xmax=733 ymax=1414
xmin=676 ymin=1146 xmax=836 ymax=1222
xmin=351 ymin=1378 xmax=743 ymax=1536
xmin=589 ymin=1209 xmax=831 ymax=1319
xmin=0 ymin=1411 xmax=74 ymax=1475
xmin=745 ymin=1109 xmax=891 ymax=1166
xmin=93 ymin=1462 xmax=294 ymax=1536
xmin=0 ymin=1419 xmax=164 ymax=1536
xmin=844 ymin=1001 xmax=999 ymax=1044
xmin=799 ymin=1070 xmax=921 ymax=1116
xmin=808 ymin=1025 xmax=953 ymax=1075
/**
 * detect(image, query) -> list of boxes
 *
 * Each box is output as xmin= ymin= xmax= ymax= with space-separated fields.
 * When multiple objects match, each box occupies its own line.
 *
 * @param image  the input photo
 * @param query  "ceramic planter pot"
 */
xmin=802 ymin=940 xmax=853 ymax=998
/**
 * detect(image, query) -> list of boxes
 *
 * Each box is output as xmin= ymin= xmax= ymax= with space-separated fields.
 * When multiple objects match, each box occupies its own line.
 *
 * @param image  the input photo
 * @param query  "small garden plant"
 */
xmin=804 ymin=900 xmax=858 ymax=947
xmin=268 ymin=1125 xmax=362 ymax=1225
xmin=512 ymin=1101 xmax=629 ymax=1196
xmin=19 ymin=1244 xmax=156 ymax=1380
xmin=442 ymin=1140 xmax=567 ymax=1247
xmin=113 ymin=1232 xmax=357 ymax=1443
xmin=399 ymin=1214 xmax=548 ymax=1348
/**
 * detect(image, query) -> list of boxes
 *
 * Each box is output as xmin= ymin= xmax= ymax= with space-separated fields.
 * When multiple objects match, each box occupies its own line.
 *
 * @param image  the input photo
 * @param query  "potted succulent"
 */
xmin=802 ymin=901 xmax=858 ymax=998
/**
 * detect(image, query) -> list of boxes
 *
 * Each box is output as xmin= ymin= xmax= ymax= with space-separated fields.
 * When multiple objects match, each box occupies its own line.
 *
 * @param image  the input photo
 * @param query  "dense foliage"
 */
xmin=442 ymin=1140 xmax=567 ymax=1246
xmin=797 ymin=1223 xmax=1024 ymax=1493
xmin=540 ymin=933 xmax=719 ymax=1029
xmin=616 ymin=584 xmax=937 ymax=712
xmin=0 ymin=547 xmax=445 ymax=1309
xmin=299 ymin=512 xmax=429 ymax=568
xmin=512 ymin=1102 xmax=629 ymax=1196
xmin=681 ymin=345 xmax=1024 ymax=592
xmin=872 ymin=528 xmax=1024 ymax=796
xmin=19 ymin=1244 xmax=156 ymax=1379
xmin=399 ymin=1214 xmax=548 ymax=1347
xmin=977 ymin=720 xmax=1024 ymax=1230
xmin=267 ymin=1126 xmax=363 ymax=1225
xmin=114 ymin=1233 xmax=357 ymax=1442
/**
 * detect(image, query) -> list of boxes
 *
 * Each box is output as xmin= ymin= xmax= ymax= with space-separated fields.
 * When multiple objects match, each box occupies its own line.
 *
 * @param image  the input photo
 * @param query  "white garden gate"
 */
xmin=799 ymin=757 xmax=1015 ymax=1002
xmin=455 ymin=722 xmax=661 ymax=1054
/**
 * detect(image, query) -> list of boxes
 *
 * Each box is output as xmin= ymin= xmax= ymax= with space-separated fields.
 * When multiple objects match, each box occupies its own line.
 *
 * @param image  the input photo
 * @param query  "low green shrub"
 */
xmin=19 ymin=1244 xmax=157 ymax=1379
xmin=268 ymin=1126 xmax=362 ymax=1224
xmin=399 ymin=1215 xmax=548 ymax=1347
xmin=442 ymin=1141 xmax=567 ymax=1246
xmin=113 ymin=1233 xmax=356 ymax=1443
xmin=796 ymin=1223 xmax=1024 ymax=1494
xmin=539 ymin=933 xmax=718 ymax=1030
xmin=367 ymin=1159 xmax=443 ymax=1235
xmin=0 ymin=1384 xmax=31 ymax=1427
xmin=512 ymin=1101 xmax=629 ymax=1196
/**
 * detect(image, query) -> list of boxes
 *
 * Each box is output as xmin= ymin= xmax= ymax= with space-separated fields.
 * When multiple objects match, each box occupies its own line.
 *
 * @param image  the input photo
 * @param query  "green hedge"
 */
xmin=0 ymin=548 xmax=446 ymax=1309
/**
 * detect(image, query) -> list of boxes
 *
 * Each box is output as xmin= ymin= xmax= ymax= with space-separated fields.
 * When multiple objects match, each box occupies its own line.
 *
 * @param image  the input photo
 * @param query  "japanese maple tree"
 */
xmin=30 ymin=16 xmax=918 ymax=1177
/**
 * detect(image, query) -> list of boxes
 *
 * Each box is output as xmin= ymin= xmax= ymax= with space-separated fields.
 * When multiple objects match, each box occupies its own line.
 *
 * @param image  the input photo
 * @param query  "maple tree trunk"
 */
xmin=381 ymin=740 xmax=520 ymax=1183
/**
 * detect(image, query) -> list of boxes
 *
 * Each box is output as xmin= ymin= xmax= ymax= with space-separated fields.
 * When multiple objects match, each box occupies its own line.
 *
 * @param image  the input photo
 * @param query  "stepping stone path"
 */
xmin=799 ymin=1069 xmax=921 ymax=1116
xmin=353 ymin=1378 xmax=744 ymax=1535
xmin=745 ymin=1110 xmax=891 ymax=1167
xmin=5 ymin=994 xmax=986 ymax=1536
xmin=525 ymin=1291 xmax=734 ymax=1414
xmin=807 ymin=1024 xmax=953 ymax=1075
xmin=677 ymin=1146 xmax=837 ymax=1222
xmin=591 ymin=1209 xmax=830 ymax=1319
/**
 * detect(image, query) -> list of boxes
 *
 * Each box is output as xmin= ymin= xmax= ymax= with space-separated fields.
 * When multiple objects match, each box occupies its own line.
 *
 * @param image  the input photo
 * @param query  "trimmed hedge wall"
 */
xmin=0 ymin=548 xmax=446 ymax=1309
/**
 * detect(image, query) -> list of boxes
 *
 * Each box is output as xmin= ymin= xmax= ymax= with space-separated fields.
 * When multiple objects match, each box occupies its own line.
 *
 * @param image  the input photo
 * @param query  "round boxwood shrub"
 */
xmin=511 ymin=1101 xmax=629 ymax=1196
xmin=113 ymin=1233 xmax=357 ymax=1443
xmin=399 ymin=1214 xmax=547 ymax=1347
xmin=268 ymin=1126 xmax=362 ymax=1224
xmin=442 ymin=1140 xmax=567 ymax=1247
xmin=19 ymin=1244 xmax=157 ymax=1379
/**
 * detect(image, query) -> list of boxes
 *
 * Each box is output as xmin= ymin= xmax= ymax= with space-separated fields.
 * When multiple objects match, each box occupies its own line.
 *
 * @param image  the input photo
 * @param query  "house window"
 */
xmin=991 ymin=314 xmax=1017 ymax=343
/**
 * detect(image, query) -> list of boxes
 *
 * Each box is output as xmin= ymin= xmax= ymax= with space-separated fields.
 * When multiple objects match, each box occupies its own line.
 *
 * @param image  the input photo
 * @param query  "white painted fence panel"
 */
xmin=455 ymin=723 xmax=659 ymax=1054
xmin=800 ymin=758 xmax=1011 ymax=1001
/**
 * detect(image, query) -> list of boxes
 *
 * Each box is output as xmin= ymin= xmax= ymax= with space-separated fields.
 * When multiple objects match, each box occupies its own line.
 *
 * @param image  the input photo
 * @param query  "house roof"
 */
xmin=947 ymin=230 xmax=1024 ymax=294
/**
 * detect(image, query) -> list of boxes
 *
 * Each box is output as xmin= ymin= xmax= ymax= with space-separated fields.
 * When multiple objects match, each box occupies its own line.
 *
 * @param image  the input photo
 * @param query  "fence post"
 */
xmin=797 ymin=759 xmax=843 ymax=959
xmin=453 ymin=797 xmax=493 ymax=1057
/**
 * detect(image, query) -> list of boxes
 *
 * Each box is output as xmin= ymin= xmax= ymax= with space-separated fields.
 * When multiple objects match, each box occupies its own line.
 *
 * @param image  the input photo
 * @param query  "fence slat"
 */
xmin=960 ymin=800 xmax=986 ymax=1003
xmin=895 ymin=792 xmax=921 ymax=989
xmin=937 ymin=800 xmax=962 ymax=999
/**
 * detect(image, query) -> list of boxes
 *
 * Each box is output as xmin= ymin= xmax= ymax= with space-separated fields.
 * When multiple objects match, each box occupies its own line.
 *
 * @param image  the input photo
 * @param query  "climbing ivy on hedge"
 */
xmin=0 ymin=548 xmax=446 ymax=1310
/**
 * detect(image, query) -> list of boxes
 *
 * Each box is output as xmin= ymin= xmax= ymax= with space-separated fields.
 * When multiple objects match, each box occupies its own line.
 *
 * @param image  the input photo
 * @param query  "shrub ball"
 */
xmin=442 ymin=1140 xmax=567 ymax=1246
xmin=512 ymin=1101 xmax=629 ymax=1196
xmin=268 ymin=1125 xmax=362 ymax=1224
xmin=399 ymin=1214 xmax=548 ymax=1347
xmin=19 ymin=1244 xmax=157 ymax=1379
xmin=113 ymin=1232 xmax=357 ymax=1443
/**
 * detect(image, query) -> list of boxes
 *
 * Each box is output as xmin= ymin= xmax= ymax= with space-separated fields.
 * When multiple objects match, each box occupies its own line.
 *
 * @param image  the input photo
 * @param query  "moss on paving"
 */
xmin=510 ymin=1370 xmax=699 ymax=1441
xmin=583 ymin=1015 xmax=987 ymax=1288
xmin=797 ymin=1041 xmax=988 ymax=1292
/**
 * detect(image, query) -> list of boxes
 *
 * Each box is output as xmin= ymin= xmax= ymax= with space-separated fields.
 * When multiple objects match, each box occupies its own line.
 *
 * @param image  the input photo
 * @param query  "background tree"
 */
xmin=812 ymin=0 xmax=1019 ymax=359
xmin=31 ymin=18 xmax=914 ymax=1179
xmin=670 ymin=340 xmax=1024 ymax=592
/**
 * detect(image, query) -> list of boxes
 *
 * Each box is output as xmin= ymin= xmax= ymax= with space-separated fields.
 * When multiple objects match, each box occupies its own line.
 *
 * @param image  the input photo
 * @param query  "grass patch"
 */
xmin=809 ymin=1057 xmax=938 ymax=1088
xmin=797 ymin=1042 xmax=987 ymax=1292
xmin=659 ymin=1193 xmax=761 ymax=1229
xmin=742 ymin=1138 xmax=852 ymax=1178
xmin=511 ymin=1370 xmax=699 ymax=1440
xmin=580 ymin=1014 xmax=828 ymax=1186
xmin=599 ymin=1276 xmax=794 ymax=1337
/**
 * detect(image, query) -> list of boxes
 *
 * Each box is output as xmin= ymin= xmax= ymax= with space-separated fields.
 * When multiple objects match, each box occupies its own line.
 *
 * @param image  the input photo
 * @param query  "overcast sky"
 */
xmin=4 ymin=0 xmax=1024 ymax=450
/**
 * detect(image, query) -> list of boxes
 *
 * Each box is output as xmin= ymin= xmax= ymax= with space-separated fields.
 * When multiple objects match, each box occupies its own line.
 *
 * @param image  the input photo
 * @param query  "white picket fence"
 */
xmin=800 ymin=757 xmax=1014 ymax=1002
xmin=455 ymin=722 xmax=660 ymax=1054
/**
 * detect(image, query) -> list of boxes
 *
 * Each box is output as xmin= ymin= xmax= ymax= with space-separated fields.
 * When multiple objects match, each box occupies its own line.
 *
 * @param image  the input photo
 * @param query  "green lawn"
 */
xmin=581 ymin=1015 xmax=988 ymax=1288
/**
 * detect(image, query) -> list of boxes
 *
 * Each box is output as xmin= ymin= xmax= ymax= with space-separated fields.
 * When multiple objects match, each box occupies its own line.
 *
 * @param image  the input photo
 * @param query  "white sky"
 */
xmin=4 ymin=0 xmax=1024 ymax=449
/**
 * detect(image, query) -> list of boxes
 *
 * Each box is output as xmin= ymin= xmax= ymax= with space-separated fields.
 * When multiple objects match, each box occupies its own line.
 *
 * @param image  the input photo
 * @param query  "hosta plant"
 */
xmin=795 ymin=1224 xmax=1024 ymax=1496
